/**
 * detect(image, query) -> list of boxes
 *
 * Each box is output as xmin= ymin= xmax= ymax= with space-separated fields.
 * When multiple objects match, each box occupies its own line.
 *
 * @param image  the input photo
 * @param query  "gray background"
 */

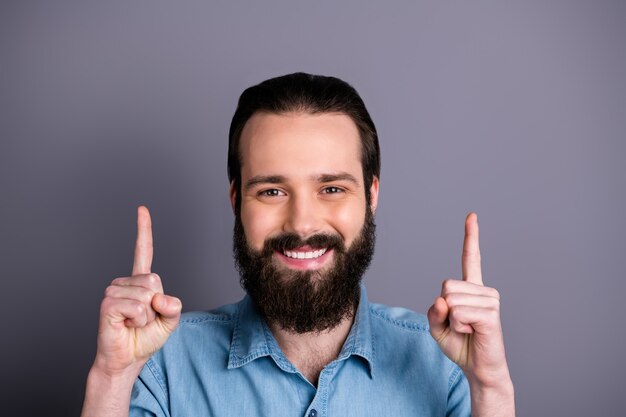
xmin=1 ymin=1 xmax=624 ymax=416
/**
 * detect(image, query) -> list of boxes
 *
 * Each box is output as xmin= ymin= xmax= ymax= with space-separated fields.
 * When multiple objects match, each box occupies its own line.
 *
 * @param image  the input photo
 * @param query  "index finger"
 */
xmin=462 ymin=212 xmax=483 ymax=285
xmin=132 ymin=205 xmax=153 ymax=276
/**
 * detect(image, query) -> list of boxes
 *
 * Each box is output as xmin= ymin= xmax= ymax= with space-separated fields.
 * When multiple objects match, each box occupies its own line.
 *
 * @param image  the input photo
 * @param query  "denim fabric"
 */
xmin=130 ymin=286 xmax=470 ymax=416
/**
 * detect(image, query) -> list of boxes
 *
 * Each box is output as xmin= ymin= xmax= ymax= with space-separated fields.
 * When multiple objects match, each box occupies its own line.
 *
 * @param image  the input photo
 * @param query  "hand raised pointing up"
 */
xmin=428 ymin=213 xmax=514 ymax=415
xmin=94 ymin=206 xmax=182 ymax=376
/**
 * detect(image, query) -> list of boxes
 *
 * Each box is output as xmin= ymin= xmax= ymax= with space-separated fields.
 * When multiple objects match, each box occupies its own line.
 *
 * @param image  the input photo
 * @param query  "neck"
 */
xmin=269 ymin=309 xmax=355 ymax=386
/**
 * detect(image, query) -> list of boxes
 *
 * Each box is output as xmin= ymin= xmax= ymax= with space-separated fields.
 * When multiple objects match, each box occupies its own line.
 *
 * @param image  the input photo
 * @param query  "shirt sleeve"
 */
xmin=447 ymin=365 xmax=471 ymax=417
xmin=129 ymin=359 xmax=170 ymax=417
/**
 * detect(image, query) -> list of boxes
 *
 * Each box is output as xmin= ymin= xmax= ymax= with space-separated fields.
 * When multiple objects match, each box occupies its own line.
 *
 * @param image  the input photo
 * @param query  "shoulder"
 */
xmin=178 ymin=300 xmax=240 ymax=327
xmin=367 ymin=301 xmax=462 ymax=384
xmin=154 ymin=299 xmax=244 ymax=357
xmin=367 ymin=301 xmax=439 ymax=358
xmin=367 ymin=301 xmax=436 ymax=353
xmin=368 ymin=302 xmax=431 ymax=334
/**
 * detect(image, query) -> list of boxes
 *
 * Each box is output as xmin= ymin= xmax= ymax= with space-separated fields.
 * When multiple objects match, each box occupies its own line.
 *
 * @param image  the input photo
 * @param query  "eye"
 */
xmin=258 ymin=188 xmax=285 ymax=197
xmin=321 ymin=186 xmax=344 ymax=194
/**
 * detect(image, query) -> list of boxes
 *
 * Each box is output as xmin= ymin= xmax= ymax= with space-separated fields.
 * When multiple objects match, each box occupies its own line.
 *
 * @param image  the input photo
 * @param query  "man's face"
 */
xmin=231 ymin=112 xmax=379 ymax=333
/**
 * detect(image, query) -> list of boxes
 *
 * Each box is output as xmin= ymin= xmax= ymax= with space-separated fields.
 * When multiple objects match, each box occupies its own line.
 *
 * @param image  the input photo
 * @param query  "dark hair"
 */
xmin=228 ymin=72 xmax=380 ymax=210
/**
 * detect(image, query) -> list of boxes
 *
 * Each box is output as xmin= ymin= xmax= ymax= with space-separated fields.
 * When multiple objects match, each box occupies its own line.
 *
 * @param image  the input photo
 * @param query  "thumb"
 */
xmin=152 ymin=293 xmax=182 ymax=333
xmin=427 ymin=297 xmax=449 ymax=342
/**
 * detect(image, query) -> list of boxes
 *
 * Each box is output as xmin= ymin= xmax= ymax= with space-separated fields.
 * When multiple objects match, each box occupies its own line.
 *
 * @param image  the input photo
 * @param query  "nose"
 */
xmin=283 ymin=193 xmax=324 ymax=238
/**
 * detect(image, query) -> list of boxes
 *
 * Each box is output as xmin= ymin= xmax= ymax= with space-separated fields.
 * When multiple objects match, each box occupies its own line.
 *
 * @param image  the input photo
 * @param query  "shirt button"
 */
xmin=309 ymin=409 xmax=317 ymax=417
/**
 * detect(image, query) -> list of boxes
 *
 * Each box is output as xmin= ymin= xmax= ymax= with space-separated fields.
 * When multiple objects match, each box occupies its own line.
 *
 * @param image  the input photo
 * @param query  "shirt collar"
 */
xmin=227 ymin=294 xmax=272 ymax=369
xmin=227 ymin=284 xmax=375 ymax=378
xmin=335 ymin=285 xmax=375 ymax=377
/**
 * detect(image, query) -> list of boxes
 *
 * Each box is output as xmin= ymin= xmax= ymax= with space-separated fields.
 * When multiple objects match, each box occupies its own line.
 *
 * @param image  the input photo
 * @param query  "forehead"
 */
xmin=239 ymin=112 xmax=363 ymax=181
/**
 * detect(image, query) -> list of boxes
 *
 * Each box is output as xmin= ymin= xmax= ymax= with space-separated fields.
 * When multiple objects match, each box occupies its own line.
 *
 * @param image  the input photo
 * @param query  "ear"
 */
xmin=369 ymin=176 xmax=379 ymax=215
xmin=229 ymin=181 xmax=237 ymax=215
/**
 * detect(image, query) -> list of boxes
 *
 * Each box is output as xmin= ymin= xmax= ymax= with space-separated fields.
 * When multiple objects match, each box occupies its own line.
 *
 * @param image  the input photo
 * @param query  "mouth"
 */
xmin=274 ymin=246 xmax=333 ymax=270
xmin=282 ymin=248 xmax=328 ymax=259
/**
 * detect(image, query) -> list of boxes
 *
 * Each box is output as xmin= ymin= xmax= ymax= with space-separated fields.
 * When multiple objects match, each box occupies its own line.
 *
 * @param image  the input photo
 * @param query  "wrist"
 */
xmin=81 ymin=362 xmax=142 ymax=417
xmin=468 ymin=375 xmax=515 ymax=417
xmin=91 ymin=353 xmax=146 ymax=380
xmin=88 ymin=361 xmax=142 ymax=386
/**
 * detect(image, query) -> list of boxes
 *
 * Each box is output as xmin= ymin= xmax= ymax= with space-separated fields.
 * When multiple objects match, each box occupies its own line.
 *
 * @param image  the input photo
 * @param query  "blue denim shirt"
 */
xmin=130 ymin=286 xmax=470 ymax=416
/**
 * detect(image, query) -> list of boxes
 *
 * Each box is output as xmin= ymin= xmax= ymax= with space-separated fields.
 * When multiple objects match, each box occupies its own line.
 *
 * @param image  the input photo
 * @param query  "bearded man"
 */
xmin=82 ymin=73 xmax=515 ymax=417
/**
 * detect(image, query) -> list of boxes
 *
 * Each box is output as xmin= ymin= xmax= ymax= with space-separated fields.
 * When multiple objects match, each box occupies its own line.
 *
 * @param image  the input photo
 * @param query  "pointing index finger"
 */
xmin=132 ymin=205 xmax=153 ymax=276
xmin=462 ymin=212 xmax=483 ymax=285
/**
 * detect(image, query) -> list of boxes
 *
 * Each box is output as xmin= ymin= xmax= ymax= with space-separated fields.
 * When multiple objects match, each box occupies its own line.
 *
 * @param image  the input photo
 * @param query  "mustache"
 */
xmin=263 ymin=232 xmax=344 ymax=254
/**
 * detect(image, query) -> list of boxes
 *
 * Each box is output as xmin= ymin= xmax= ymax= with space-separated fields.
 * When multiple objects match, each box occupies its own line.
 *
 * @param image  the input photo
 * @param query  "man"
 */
xmin=82 ymin=73 xmax=515 ymax=416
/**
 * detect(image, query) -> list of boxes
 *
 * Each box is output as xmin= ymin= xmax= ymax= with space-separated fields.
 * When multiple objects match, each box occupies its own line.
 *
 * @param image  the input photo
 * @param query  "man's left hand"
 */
xmin=428 ymin=213 xmax=514 ymax=415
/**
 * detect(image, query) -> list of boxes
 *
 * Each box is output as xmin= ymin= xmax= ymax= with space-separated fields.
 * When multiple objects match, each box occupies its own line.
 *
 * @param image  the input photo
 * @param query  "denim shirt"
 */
xmin=130 ymin=286 xmax=470 ymax=416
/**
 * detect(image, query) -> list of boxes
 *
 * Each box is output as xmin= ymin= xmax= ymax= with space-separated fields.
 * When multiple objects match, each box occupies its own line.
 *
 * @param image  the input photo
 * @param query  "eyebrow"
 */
xmin=316 ymin=172 xmax=359 ymax=185
xmin=244 ymin=172 xmax=360 ymax=190
xmin=245 ymin=175 xmax=286 ymax=190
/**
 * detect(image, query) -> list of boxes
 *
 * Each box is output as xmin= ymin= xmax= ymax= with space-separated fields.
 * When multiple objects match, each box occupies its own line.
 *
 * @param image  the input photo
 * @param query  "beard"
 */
xmin=233 ymin=208 xmax=376 ymax=334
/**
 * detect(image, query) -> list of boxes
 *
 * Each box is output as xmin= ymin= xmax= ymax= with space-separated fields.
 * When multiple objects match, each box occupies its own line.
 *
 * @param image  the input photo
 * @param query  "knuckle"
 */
xmin=490 ymin=288 xmax=501 ymax=300
xmin=443 ymin=293 xmax=457 ymax=307
xmin=462 ymin=249 xmax=479 ymax=260
xmin=441 ymin=279 xmax=455 ymax=294
xmin=110 ymin=277 xmax=125 ymax=286
xmin=149 ymin=273 xmax=160 ymax=284
xmin=485 ymin=306 xmax=500 ymax=321
xmin=100 ymin=296 xmax=115 ymax=313
xmin=448 ymin=309 xmax=463 ymax=327
xmin=453 ymin=321 xmax=466 ymax=333
xmin=141 ymin=289 xmax=156 ymax=305
xmin=448 ymin=306 xmax=461 ymax=321
xmin=135 ymin=302 xmax=146 ymax=315
xmin=104 ymin=286 xmax=115 ymax=298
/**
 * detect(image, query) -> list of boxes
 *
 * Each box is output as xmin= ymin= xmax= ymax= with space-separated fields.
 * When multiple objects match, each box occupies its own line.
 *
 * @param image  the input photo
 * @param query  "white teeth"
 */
xmin=283 ymin=248 xmax=327 ymax=259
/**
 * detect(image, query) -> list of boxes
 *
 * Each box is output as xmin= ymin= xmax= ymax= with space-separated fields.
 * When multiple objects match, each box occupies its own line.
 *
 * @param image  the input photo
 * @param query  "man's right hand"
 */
xmin=93 ymin=205 xmax=182 ymax=377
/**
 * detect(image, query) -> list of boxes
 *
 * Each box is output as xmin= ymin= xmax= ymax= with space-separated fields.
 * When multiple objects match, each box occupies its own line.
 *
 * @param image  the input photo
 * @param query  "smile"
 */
xmin=282 ymin=248 xmax=327 ymax=259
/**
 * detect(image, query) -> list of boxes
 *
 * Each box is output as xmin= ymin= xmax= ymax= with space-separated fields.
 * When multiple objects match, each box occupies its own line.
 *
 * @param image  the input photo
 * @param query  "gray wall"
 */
xmin=1 ymin=1 xmax=624 ymax=415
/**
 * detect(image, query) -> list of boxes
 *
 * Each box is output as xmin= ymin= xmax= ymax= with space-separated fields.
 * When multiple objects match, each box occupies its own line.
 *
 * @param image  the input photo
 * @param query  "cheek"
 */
xmin=241 ymin=204 xmax=281 ymax=251
xmin=329 ymin=202 xmax=366 ymax=246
